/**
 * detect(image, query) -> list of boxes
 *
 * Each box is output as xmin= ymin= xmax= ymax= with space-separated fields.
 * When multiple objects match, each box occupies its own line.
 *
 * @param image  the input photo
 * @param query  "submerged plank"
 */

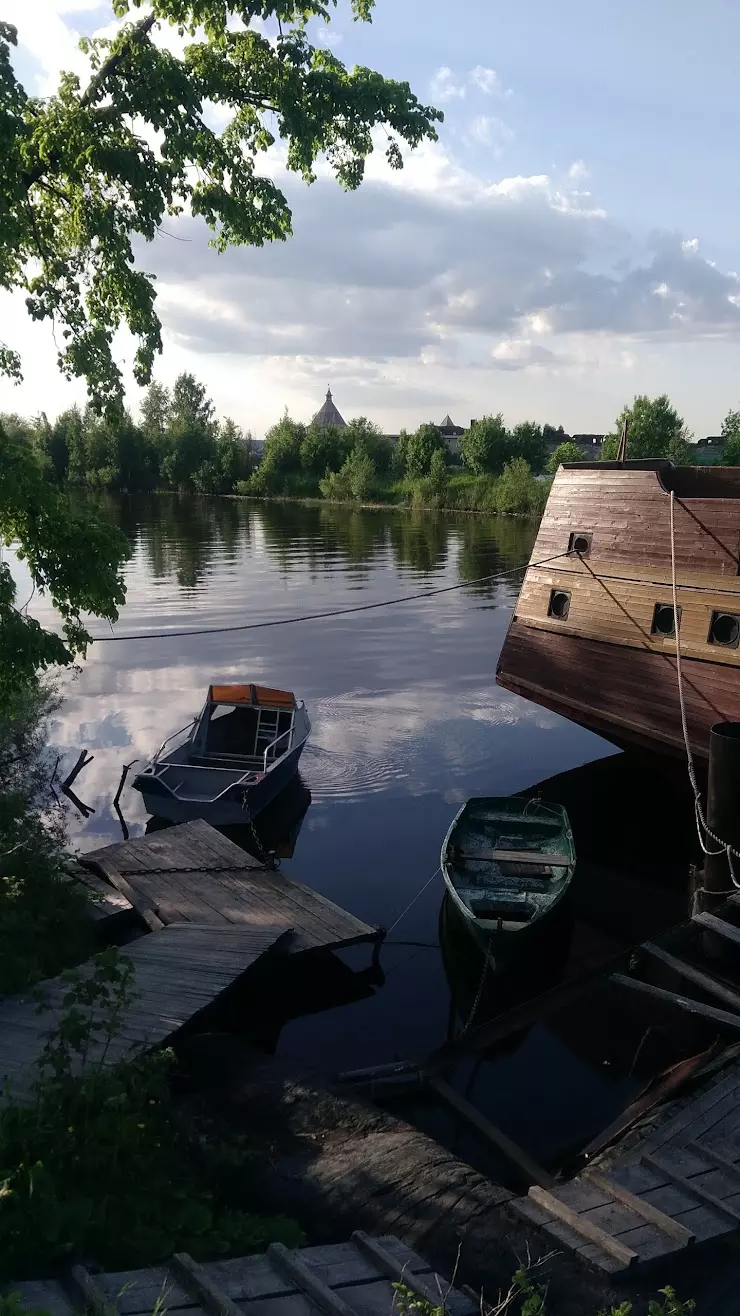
xmin=428 ymin=1077 xmax=554 ymax=1188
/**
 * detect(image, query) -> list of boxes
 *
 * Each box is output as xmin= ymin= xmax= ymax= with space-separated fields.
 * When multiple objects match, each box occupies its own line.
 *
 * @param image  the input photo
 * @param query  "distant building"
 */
xmin=438 ymin=413 xmax=465 ymax=456
xmin=312 ymin=387 xmax=347 ymax=430
xmin=697 ymin=436 xmax=723 ymax=448
xmin=571 ymin=434 xmax=605 ymax=454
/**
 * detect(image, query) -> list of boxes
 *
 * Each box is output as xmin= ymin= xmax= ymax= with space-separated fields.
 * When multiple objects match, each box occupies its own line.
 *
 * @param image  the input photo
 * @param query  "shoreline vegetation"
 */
xmin=7 ymin=383 xmax=740 ymax=531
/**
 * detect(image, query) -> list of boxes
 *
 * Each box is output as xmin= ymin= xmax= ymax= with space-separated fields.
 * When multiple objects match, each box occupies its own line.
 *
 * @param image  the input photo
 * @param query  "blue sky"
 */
xmin=3 ymin=0 xmax=740 ymax=437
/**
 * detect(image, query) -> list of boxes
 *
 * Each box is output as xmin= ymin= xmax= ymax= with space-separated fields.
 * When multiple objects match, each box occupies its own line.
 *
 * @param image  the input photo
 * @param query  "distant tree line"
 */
xmin=2 ymin=374 xmax=254 ymax=495
xmin=9 ymin=384 xmax=739 ymax=513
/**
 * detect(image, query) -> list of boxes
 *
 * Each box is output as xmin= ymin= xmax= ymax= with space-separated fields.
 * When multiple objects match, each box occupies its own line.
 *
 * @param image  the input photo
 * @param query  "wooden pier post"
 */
xmin=704 ymin=723 xmax=740 ymax=901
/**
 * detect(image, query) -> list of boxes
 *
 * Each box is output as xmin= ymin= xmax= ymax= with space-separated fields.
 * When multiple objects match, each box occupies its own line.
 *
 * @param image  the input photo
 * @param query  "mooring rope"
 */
xmin=76 ymin=550 xmax=573 ymax=643
xmin=386 ymin=866 xmax=442 ymax=934
xmin=669 ymin=490 xmax=740 ymax=883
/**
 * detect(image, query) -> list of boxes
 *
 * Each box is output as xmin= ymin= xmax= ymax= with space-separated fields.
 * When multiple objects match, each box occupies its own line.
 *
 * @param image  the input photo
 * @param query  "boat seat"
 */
xmin=469 ymin=898 xmax=538 ymax=922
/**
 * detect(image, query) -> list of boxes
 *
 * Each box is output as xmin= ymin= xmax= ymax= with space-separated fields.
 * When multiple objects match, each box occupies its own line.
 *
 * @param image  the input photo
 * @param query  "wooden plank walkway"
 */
xmin=0 ymin=923 xmax=290 ymax=1105
xmin=84 ymin=820 xmax=380 ymax=955
xmin=6 ymin=1234 xmax=477 ymax=1316
xmin=512 ymin=899 xmax=740 ymax=1273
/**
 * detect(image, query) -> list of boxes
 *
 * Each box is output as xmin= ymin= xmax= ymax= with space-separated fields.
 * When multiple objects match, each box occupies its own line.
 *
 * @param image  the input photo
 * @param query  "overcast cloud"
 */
xmin=4 ymin=0 xmax=740 ymax=435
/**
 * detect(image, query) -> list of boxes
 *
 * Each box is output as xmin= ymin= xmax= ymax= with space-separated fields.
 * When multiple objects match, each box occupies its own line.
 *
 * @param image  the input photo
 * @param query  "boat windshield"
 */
xmin=201 ymin=701 xmax=294 ymax=760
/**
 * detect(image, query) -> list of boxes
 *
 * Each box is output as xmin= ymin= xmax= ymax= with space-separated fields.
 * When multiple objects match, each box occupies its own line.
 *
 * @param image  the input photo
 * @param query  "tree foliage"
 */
xmin=548 ymin=440 xmax=585 ymax=473
xmin=0 ymin=3 xmax=441 ymax=412
xmin=511 ymin=421 xmax=546 ymax=473
xmin=3 ymin=374 xmax=253 ymax=494
xmin=459 ymin=414 xmax=509 ymax=475
xmin=601 ymin=395 xmax=692 ymax=464
xmin=404 ymin=422 xmax=447 ymax=478
xmin=0 ymin=423 xmax=129 ymax=694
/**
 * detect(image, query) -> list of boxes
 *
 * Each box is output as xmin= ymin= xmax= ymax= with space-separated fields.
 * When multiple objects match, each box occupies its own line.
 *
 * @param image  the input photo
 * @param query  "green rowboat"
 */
xmin=441 ymin=796 xmax=576 ymax=956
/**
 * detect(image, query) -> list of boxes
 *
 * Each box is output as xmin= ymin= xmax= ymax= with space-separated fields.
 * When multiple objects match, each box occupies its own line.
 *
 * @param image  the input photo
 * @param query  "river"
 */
xmin=16 ymin=495 xmax=700 ymax=1177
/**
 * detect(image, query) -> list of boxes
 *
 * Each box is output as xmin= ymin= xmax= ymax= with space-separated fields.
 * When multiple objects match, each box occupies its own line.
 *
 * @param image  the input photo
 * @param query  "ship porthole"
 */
xmin=568 ymin=532 xmax=592 ymax=557
xmin=548 ymin=589 xmax=571 ymax=620
xmin=651 ymin=603 xmax=679 ymax=637
xmin=709 ymin=610 xmax=740 ymax=648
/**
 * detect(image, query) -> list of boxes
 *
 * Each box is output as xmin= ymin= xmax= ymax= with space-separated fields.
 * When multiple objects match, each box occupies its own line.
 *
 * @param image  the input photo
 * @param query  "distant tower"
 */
xmin=312 ymin=387 xmax=347 ymax=430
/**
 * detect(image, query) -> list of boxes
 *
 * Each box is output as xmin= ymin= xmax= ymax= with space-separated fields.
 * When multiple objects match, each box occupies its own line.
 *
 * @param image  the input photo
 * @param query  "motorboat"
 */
xmin=131 ymin=683 xmax=310 ymax=825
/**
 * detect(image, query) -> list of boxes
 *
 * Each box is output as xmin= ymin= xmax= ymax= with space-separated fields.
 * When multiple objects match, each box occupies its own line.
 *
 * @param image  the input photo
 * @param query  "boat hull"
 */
xmin=498 ymin=618 xmax=740 ymax=764
xmin=496 ymin=461 xmax=740 ymax=765
xmin=135 ymin=740 xmax=306 ymax=826
xmin=441 ymin=885 xmax=574 ymax=970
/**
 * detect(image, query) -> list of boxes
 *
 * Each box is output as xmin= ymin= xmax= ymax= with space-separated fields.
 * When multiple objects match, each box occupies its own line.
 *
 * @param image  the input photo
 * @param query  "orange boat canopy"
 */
xmin=208 ymin=683 xmax=295 ymax=708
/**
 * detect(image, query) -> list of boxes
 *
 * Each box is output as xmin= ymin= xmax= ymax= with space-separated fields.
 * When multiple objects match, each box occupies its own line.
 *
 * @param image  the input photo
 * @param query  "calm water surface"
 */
xmin=17 ymin=496 xmax=700 ymax=1174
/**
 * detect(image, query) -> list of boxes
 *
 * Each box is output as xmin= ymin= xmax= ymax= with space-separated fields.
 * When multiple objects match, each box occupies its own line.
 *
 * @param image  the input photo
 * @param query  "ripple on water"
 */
xmin=301 ymin=694 xmax=412 ymax=801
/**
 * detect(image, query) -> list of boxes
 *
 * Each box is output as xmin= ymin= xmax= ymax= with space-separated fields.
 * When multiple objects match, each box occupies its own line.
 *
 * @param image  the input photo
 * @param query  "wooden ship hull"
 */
xmin=496 ymin=461 xmax=740 ymax=766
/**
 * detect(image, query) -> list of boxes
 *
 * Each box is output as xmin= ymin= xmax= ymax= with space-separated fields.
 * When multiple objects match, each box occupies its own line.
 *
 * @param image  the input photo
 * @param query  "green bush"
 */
xmin=548 ymin=440 xmax=585 ymax=473
xmin=0 ymin=679 xmax=94 ymax=997
xmin=493 ymin=459 xmax=551 ymax=516
xmin=320 ymin=445 xmax=377 ymax=502
xmin=0 ymin=952 xmax=302 ymax=1278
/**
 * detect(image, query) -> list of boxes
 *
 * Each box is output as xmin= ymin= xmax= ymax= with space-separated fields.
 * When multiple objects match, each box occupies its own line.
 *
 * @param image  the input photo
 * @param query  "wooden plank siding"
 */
xmin=497 ymin=464 xmax=740 ymax=761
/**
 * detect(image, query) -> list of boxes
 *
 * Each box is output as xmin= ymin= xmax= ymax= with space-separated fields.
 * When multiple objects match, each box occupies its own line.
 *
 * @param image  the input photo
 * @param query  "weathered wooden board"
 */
xmin=0 ymin=923 xmax=290 ymax=1105
xmin=498 ymin=619 xmax=740 ymax=760
xmin=84 ymin=820 xmax=378 ymax=955
xmin=6 ymin=1236 xmax=478 ymax=1316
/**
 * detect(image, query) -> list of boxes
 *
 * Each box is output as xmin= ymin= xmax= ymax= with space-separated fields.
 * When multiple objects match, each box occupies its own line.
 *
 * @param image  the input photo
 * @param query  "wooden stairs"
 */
xmin=513 ymin=901 xmax=740 ymax=1272
xmin=7 ymin=1234 xmax=477 ymax=1316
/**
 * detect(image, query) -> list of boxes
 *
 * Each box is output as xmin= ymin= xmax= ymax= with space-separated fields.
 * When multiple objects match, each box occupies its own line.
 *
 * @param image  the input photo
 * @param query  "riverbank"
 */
xmin=229 ymin=467 xmax=551 ymax=521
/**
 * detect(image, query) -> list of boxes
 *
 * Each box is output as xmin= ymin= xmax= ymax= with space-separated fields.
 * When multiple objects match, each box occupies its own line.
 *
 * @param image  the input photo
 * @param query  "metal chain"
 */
xmin=118 ymin=862 xmax=252 ymax=876
xmin=241 ymin=796 xmax=279 ymax=870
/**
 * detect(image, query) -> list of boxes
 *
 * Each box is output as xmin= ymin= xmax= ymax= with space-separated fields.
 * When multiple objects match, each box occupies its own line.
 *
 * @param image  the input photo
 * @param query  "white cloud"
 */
xmin=568 ymin=159 xmax=589 ymax=180
xmin=469 ymin=65 xmax=512 ymax=98
xmin=682 ymin=237 xmax=699 ymax=253
xmin=466 ymin=115 xmax=515 ymax=156
xmin=429 ymin=66 xmax=466 ymax=102
xmin=491 ymin=339 xmax=559 ymax=370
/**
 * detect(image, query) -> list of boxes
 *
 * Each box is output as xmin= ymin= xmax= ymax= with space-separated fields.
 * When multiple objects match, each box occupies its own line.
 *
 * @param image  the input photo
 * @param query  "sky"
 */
xmin=4 ymin=0 xmax=740 ymax=438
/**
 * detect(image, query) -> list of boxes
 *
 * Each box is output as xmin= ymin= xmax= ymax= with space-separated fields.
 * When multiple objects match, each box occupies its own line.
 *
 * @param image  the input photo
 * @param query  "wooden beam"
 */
xmin=585 ymin=1170 xmax=694 ymax=1246
xmin=644 ymin=1154 xmax=740 ymax=1222
xmin=80 ymin=855 xmax=164 ymax=932
xmin=642 ymin=941 xmax=740 ymax=1015
xmin=428 ymin=1077 xmax=554 ymax=1188
xmin=170 ymin=1252 xmax=245 ymax=1316
xmin=68 ymin=1266 xmax=115 ymax=1316
xmin=427 ymin=948 xmax=632 ymax=1071
xmin=610 ymin=973 xmax=740 ymax=1031
xmin=351 ymin=1232 xmax=447 ymax=1307
xmin=692 ymin=910 xmax=740 ymax=948
xmin=267 ymin=1243 xmax=355 ymax=1316
xmin=686 ymin=1141 xmax=740 ymax=1183
xmin=527 ymin=1186 xmax=638 ymax=1268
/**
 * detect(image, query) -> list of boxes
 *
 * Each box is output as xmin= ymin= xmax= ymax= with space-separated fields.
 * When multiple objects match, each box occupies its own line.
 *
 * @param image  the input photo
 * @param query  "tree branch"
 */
xmin=80 ymin=12 xmax=156 ymax=107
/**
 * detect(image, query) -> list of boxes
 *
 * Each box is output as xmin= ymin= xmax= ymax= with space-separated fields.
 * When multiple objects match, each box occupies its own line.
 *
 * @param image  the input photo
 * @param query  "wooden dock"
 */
xmin=1 ymin=820 xmax=380 ymax=1105
xmin=0 ymin=923 xmax=291 ymax=1104
xmin=512 ymin=899 xmax=740 ymax=1273
xmin=7 ymin=1234 xmax=476 ymax=1316
xmin=84 ymin=819 xmax=381 ymax=955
